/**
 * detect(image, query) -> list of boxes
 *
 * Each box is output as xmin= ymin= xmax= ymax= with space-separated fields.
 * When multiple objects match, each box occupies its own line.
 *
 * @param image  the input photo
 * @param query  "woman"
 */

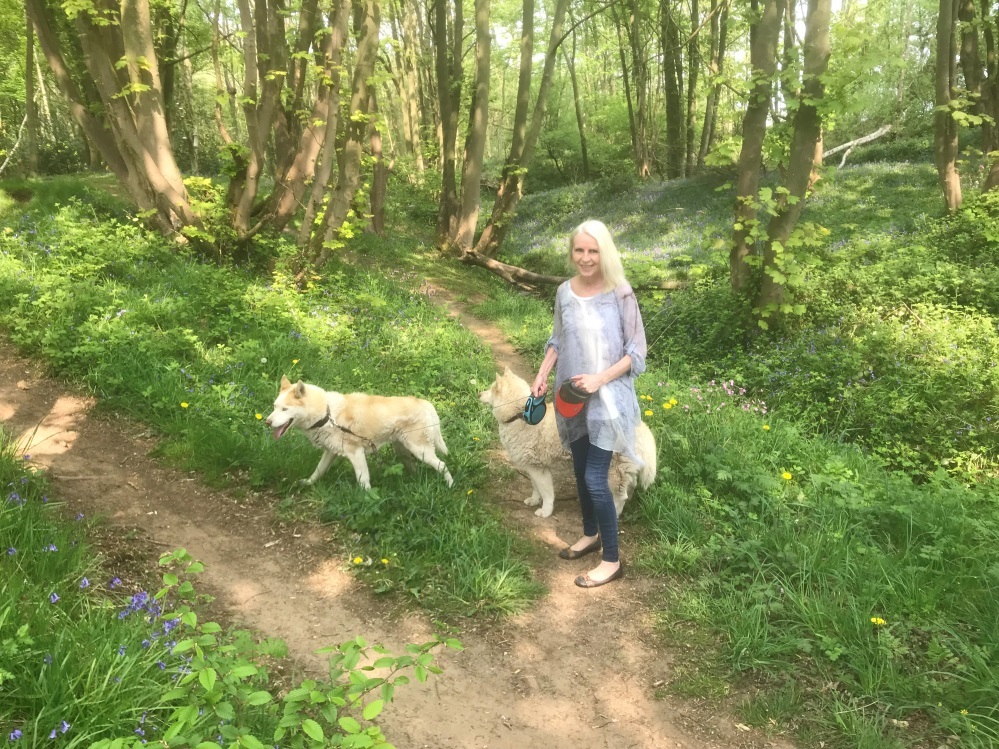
xmin=531 ymin=220 xmax=647 ymax=588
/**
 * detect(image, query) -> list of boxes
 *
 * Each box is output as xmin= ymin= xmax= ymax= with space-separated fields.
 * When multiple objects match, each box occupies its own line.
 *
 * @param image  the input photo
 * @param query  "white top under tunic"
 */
xmin=545 ymin=281 xmax=647 ymax=463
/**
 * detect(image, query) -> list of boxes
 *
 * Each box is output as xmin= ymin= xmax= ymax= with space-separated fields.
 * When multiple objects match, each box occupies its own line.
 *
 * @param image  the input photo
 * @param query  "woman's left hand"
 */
xmin=571 ymin=373 xmax=604 ymax=394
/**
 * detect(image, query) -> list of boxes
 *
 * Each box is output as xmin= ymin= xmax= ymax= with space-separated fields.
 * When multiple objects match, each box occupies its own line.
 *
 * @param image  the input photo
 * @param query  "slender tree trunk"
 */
xmin=611 ymin=2 xmax=639 ymax=170
xmin=731 ymin=0 xmax=784 ymax=292
xmin=935 ymin=0 xmax=963 ymax=212
xmin=757 ymin=0 xmax=832 ymax=313
xmin=632 ymin=0 xmax=651 ymax=177
xmin=981 ymin=2 xmax=999 ymax=189
xmin=264 ymin=0 xmax=351 ymax=234
xmin=563 ymin=27 xmax=590 ymax=181
xmin=471 ymin=0 xmax=570 ymax=259
xmin=685 ymin=0 xmax=700 ymax=175
xmin=434 ymin=0 xmax=464 ymax=243
xmin=453 ymin=0 xmax=491 ymax=252
xmin=368 ymin=89 xmax=388 ymax=236
xmin=25 ymin=11 xmax=39 ymax=175
xmin=662 ymin=3 xmax=685 ymax=178
xmin=697 ymin=0 xmax=728 ymax=167
xmin=307 ymin=0 xmax=380 ymax=270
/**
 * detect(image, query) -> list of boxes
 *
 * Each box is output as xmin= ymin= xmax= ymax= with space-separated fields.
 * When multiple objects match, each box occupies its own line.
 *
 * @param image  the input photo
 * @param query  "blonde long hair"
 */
xmin=568 ymin=220 xmax=627 ymax=292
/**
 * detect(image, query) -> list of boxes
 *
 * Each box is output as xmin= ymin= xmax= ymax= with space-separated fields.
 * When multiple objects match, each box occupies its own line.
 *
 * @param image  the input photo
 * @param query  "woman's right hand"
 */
xmin=531 ymin=375 xmax=548 ymax=398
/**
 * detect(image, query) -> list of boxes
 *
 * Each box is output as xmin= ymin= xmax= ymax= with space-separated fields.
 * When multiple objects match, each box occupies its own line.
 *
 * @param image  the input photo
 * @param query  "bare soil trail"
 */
xmin=0 ymin=288 xmax=791 ymax=749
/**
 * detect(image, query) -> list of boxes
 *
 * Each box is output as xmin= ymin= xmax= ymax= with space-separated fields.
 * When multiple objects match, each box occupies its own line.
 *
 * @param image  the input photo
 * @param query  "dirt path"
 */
xmin=0 ymin=296 xmax=790 ymax=749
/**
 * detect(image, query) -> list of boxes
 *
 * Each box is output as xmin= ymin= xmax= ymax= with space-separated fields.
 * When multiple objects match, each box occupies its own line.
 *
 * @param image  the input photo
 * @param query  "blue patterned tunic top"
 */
xmin=545 ymin=280 xmax=647 ymax=463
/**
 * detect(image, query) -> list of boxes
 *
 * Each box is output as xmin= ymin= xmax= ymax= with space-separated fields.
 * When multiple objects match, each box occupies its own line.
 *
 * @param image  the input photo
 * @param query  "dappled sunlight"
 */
xmin=12 ymin=395 xmax=92 ymax=463
xmin=304 ymin=558 xmax=359 ymax=600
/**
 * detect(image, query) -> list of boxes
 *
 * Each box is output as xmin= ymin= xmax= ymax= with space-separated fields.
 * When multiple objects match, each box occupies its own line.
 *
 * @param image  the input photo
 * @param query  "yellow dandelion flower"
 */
xmin=644 ymin=409 xmax=653 ymax=417
xmin=467 ymin=489 xmax=474 ymax=495
xmin=781 ymin=471 xmax=792 ymax=481
xmin=255 ymin=413 xmax=263 ymax=420
xmin=472 ymin=436 xmax=480 ymax=441
xmin=870 ymin=617 xmax=886 ymax=626
xmin=292 ymin=359 xmax=300 ymax=365
xmin=663 ymin=403 xmax=673 ymax=410
xmin=181 ymin=402 xmax=189 ymax=409
xmin=763 ymin=424 xmax=771 ymax=431
xmin=352 ymin=556 xmax=363 ymax=565
xmin=381 ymin=558 xmax=389 ymax=565
xmin=961 ymin=709 xmax=969 ymax=715
xmin=669 ymin=398 xmax=678 ymax=406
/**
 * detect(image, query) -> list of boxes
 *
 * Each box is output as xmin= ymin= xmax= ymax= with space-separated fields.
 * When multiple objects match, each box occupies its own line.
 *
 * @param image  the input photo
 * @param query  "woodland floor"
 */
xmin=0 ymin=281 xmax=796 ymax=749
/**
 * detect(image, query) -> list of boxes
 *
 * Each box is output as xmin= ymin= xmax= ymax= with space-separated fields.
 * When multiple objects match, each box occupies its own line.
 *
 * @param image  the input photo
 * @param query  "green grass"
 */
xmin=4 ymin=163 xmax=999 ymax=748
xmin=0 ymin=176 xmax=542 ymax=619
xmin=0 ymin=433 xmax=456 ymax=748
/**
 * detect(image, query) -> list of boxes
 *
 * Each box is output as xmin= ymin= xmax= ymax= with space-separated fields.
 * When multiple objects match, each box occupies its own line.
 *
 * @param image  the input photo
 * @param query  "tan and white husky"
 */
xmin=265 ymin=375 xmax=453 ymax=489
xmin=479 ymin=368 xmax=657 ymax=518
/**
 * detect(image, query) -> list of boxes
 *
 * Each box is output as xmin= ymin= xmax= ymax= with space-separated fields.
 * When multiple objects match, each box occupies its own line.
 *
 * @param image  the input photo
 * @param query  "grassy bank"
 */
xmin=0 ymin=177 xmax=541 ymax=618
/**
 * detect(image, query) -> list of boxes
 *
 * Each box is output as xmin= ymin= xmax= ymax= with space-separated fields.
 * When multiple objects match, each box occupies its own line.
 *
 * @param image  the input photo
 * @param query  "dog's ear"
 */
xmin=293 ymin=380 xmax=307 ymax=398
xmin=503 ymin=366 xmax=512 ymax=376
xmin=279 ymin=375 xmax=292 ymax=391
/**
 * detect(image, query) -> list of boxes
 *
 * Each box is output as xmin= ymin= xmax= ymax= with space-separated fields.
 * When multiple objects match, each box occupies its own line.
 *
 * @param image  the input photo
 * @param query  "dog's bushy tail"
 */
xmin=636 ymin=422 xmax=657 ymax=490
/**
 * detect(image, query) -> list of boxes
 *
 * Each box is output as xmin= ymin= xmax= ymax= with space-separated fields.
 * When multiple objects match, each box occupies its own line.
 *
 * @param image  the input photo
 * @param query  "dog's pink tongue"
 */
xmin=272 ymin=423 xmax=289 ymax=440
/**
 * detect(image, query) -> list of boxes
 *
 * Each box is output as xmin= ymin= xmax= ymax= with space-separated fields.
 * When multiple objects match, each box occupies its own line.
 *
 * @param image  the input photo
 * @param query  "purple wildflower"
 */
xmin=49 ymin=592 xmax=60 ymax=604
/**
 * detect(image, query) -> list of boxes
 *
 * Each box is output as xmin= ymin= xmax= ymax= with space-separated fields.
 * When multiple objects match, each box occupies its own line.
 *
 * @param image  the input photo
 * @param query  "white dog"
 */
xmin=265 ymin=375 xmax=453 ymax=489
xmin=479 ymin=368 xmax=657 ymax=518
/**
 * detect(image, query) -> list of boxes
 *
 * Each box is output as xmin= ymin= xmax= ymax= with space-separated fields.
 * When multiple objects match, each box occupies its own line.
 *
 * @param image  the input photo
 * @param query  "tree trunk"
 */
xmin=25 ymin=11 xmax=39 ymax=175
xmin=263 ymin=0 xmax=351 ymax=235
xmin=433 ymin=0 xmax=464 ymax=244
xmin=28 ymin=0 xmax=198 ymax=234
xmin=757 ymin=0 xmax=832 ymax=315
xmin=631 ymin=0 xmax=651 ymax=177
xmin=452 ymin=0 xmax=491 ymax=252
xmin=935 ymin=0 xmax=963 ymax=212
xmin=981 ymin=1 xmax=999 ymax=190
xmin=730 ymin=0 xmax=784 ymax=293
xmin=662 ymin=2 xmax=685 ymax=179
xmin=368 ymin=89 xmax=388 ymax=236
xmin=563 ymin=26 xmax=590 ymax=181
xmin=697 ymin=0 xmax=728 ymax=167
xmin=470 ymin=0 xmax=570 ymax=259
xmin=307 ymin=0 xmax=380 ymax=270
xmin=685 ymin=0 xmax=700 ymax=175
xmin=611 ymin=2 xmax=639 ymax=171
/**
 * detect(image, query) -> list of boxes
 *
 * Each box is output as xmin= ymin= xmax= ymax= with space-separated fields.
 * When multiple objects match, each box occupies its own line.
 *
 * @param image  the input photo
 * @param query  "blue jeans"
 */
xmin=569 ymin=436 xmax=618 ymax=563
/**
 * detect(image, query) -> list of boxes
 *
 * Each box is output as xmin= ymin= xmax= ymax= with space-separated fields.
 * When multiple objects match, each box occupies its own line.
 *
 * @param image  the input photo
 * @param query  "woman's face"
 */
xmin=571 ymin=232 xmax=602 ymax=281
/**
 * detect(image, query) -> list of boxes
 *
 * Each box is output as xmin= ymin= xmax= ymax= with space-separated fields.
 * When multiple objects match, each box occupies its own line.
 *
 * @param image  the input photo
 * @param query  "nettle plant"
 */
xmin=91 ymin=549 xmax=461 ymax=749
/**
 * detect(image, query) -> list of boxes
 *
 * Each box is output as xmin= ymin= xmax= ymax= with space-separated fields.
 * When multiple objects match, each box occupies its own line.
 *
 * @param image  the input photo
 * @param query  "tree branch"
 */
xmin=822 ymin=124 xmax=892 ymax=166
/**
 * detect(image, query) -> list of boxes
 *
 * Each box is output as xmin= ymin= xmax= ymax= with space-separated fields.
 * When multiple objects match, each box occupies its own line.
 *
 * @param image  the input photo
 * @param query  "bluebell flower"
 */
xmin=118 ymin=645 xmax=126 ymax=656
xmin=49 ymin=730 xmax=57 ymax=740
xmin=45 ymin=544 xmax=57 ymax=552
xmin=75 ymin=513 xmax=84 ymax=521
xmin=9 ymin=730 xmax=22 ymax=741
xmin=110 ymin=577 xmax=121 ymax=590
xmin=80 ymin=578 xmax=90 ymax=589
xmin=156 ymin=661 xmax=166 ymax=670
xmin=50 ymin=592 xmax=60 ymax=604
xmin=59 ymin=723 xmax=69 ymax=735
xmin=7 ymin=548 xmax=15 ymax=555
xmin=43 ymin=654 xmax=53 ymax=664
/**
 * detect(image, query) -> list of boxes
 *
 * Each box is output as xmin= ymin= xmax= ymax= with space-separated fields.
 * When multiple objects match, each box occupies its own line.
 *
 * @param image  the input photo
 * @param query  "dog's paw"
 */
xmin=535 ymin=506 xmax=553 ymax=518
xmin=298 ymin=478 xmax=314 ymax=487
xmin=524 ymin=496 xmax=541 ymax=507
